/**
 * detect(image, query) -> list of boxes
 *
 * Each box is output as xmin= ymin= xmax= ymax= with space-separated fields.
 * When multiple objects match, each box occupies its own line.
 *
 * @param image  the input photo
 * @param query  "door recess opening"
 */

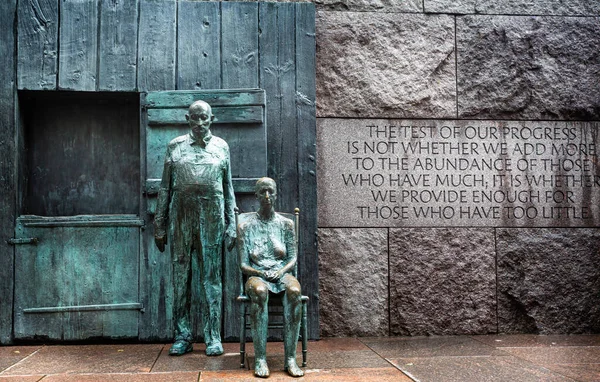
xmin=19 ymin=91 xmax=140 ymax=216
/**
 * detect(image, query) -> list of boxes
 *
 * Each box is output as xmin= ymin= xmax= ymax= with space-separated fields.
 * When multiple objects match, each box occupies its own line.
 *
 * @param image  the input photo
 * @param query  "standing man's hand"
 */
xmin=224 ymin=225 xmax=237 ymax=251
xmin=155 ymin=231 xmax=167 ymax=253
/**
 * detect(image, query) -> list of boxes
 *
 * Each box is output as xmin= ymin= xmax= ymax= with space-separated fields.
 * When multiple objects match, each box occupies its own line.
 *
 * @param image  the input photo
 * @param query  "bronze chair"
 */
xmin=235 ymin=207 xmax=309 ymax=368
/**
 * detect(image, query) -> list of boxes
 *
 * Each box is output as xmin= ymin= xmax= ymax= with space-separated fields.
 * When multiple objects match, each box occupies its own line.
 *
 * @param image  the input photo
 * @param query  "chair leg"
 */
xmin=301 ymin=301 xmax=308 ymax=367
xmin=240 ymin=303 xmax=247 ymax=368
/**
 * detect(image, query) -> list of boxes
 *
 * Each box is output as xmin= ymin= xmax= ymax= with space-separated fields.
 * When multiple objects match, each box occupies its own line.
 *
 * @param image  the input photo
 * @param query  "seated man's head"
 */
xmin=255 ymin=177 xmax=277 ymax=208
xmin=186 ymin=100 xmax=214 ymax=137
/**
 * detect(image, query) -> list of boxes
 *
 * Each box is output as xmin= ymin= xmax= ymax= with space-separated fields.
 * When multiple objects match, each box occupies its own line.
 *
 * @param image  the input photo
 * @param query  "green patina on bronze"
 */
xmin=3 ymin=2 xmax=316 ymax=345
xmin=154 ymin=100 xmax=236 ymax=356
xmin=238 ymin=178 xmax=304 ymax=378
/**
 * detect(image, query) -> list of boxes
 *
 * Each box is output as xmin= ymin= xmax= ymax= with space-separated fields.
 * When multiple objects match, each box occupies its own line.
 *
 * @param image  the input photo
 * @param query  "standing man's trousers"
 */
xmin=169 ymin=190 xmax=225 ymax=345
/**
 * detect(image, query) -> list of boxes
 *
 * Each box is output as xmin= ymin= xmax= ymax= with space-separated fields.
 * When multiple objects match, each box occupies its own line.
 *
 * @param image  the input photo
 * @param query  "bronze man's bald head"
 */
xmin=255 ymin=177 xmax=277 ymax=208
xmin=186 ymin=100 xmax=215 ymax=137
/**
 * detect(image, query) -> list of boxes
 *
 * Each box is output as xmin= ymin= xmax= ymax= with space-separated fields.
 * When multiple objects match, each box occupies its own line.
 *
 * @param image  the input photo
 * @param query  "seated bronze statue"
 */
xmin=238 ymin=177 xmax=304 ymax=378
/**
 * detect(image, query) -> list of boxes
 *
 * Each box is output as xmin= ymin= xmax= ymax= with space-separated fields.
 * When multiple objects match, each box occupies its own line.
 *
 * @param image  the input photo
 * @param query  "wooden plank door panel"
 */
xmin=13 ymin=216 xmax=143 ymax=341
xmin=222 ymin=2 xmax=259 ymax=89
xmin=138 ymin=0 xmax=176 ymax=92
xmin=99 ymin=0 xmax=139 ymax=91
xmin=17 ymin=0 xmax=58 ymax=90
xmin=177 ymin=1 xmax=221 ymax=90
xmin=260 ymin=2 xmax=298 ymax=213
xmin=144 ymin=89 xmax=267 ymax=183
xmin=58 ymin=0 xmax=98 ymax=91
xmin=0 ymin=0 xmax=17 ymax=345
xmin=295 ymin=3 xmax=318 ymax=340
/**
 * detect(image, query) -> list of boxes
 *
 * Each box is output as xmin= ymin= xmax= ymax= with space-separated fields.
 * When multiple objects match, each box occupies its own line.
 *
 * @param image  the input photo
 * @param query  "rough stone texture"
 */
xmin=424 ymin=0 xmax=475 ymax=14
xmin=457 ymin=16 xmax=600 ymax=120
xmin=389 ymin=228 xmax=496 ymax=336
xmin=316 ymin=12 xmax=456 ymax=119
xmin=318 ymin=228 xmax=389 ymax=337
xmin=425 ymin=0 xmax=600 ymax=15
xmin=315 ymin=0 xmax=422 ymax=12
xmin=497 ymin=229 xmax=600 ymax=334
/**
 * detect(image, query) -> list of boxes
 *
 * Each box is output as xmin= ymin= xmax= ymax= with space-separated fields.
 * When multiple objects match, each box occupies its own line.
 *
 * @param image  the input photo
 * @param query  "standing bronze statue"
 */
xmin=238 ymin=178 xmax=304 ymax=378
xmin=154 ymin=100 xmax=236 ymax=356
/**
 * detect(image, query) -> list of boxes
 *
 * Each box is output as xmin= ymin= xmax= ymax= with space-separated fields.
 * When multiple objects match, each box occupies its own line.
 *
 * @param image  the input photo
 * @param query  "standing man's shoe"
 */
xmin=169 ymin=340 xmax=193 ymax=356
xmin=206 ymin=341 xmax=224 ymax=356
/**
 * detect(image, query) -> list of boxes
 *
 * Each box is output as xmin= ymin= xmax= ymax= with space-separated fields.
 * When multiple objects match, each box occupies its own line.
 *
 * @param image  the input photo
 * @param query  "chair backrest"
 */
xmin=235 ymin=208 xmax=300 ymax=295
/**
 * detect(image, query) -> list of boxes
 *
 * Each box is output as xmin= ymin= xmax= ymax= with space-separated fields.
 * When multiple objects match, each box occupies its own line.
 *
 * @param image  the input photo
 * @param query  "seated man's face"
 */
xmin=256 ymin=181 xmax=277 ymax=208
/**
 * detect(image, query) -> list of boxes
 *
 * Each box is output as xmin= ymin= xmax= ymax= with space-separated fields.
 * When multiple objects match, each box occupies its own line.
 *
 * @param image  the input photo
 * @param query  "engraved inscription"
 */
xmin=317 ymin=120 xmax=600 ymax=227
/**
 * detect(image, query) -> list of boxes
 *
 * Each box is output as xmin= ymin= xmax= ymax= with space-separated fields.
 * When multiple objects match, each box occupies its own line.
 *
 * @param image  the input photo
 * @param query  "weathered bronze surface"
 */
xmin=154 ymin=100 xmax=236 ymax=356
xmin=238 ymin=178 xmax=304 ymax=378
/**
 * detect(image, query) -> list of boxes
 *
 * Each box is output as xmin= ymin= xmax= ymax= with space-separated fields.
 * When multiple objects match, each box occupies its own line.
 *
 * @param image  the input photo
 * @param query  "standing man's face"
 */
xmin=186 ymin=103 xmax=213 ymax=136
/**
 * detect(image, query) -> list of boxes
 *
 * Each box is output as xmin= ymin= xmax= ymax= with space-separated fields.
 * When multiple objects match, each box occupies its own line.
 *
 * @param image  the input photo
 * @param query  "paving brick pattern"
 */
xmin=0 ymin=336 xmax=599 ymax=381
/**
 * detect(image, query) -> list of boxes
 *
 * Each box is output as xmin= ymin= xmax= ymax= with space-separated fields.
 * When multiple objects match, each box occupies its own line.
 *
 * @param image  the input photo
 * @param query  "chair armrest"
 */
xmin=236 ymin=295 xmax=250 ymax=302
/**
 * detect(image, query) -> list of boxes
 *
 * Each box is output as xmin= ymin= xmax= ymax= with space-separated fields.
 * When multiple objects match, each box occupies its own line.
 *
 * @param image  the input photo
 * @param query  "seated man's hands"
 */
xmin=263 ymin=269 xmax=283 ymax=282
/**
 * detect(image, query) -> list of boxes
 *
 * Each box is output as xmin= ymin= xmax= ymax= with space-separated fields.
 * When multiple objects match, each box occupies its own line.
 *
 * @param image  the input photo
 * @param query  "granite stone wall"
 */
xmin=315 ymin=2 xmax=600 ymax=336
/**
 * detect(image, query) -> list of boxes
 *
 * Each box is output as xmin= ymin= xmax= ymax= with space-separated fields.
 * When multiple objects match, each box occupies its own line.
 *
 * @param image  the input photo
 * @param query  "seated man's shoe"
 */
xmin=205 ymin=341 xmax=224 ymax=356
xmin=254 ymin=358 xmax=270 ymax=378
xmin=169 ymin=340 xmax=193 ymax=356
xmin=285 ymin=357 xmax=304 ymax=377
